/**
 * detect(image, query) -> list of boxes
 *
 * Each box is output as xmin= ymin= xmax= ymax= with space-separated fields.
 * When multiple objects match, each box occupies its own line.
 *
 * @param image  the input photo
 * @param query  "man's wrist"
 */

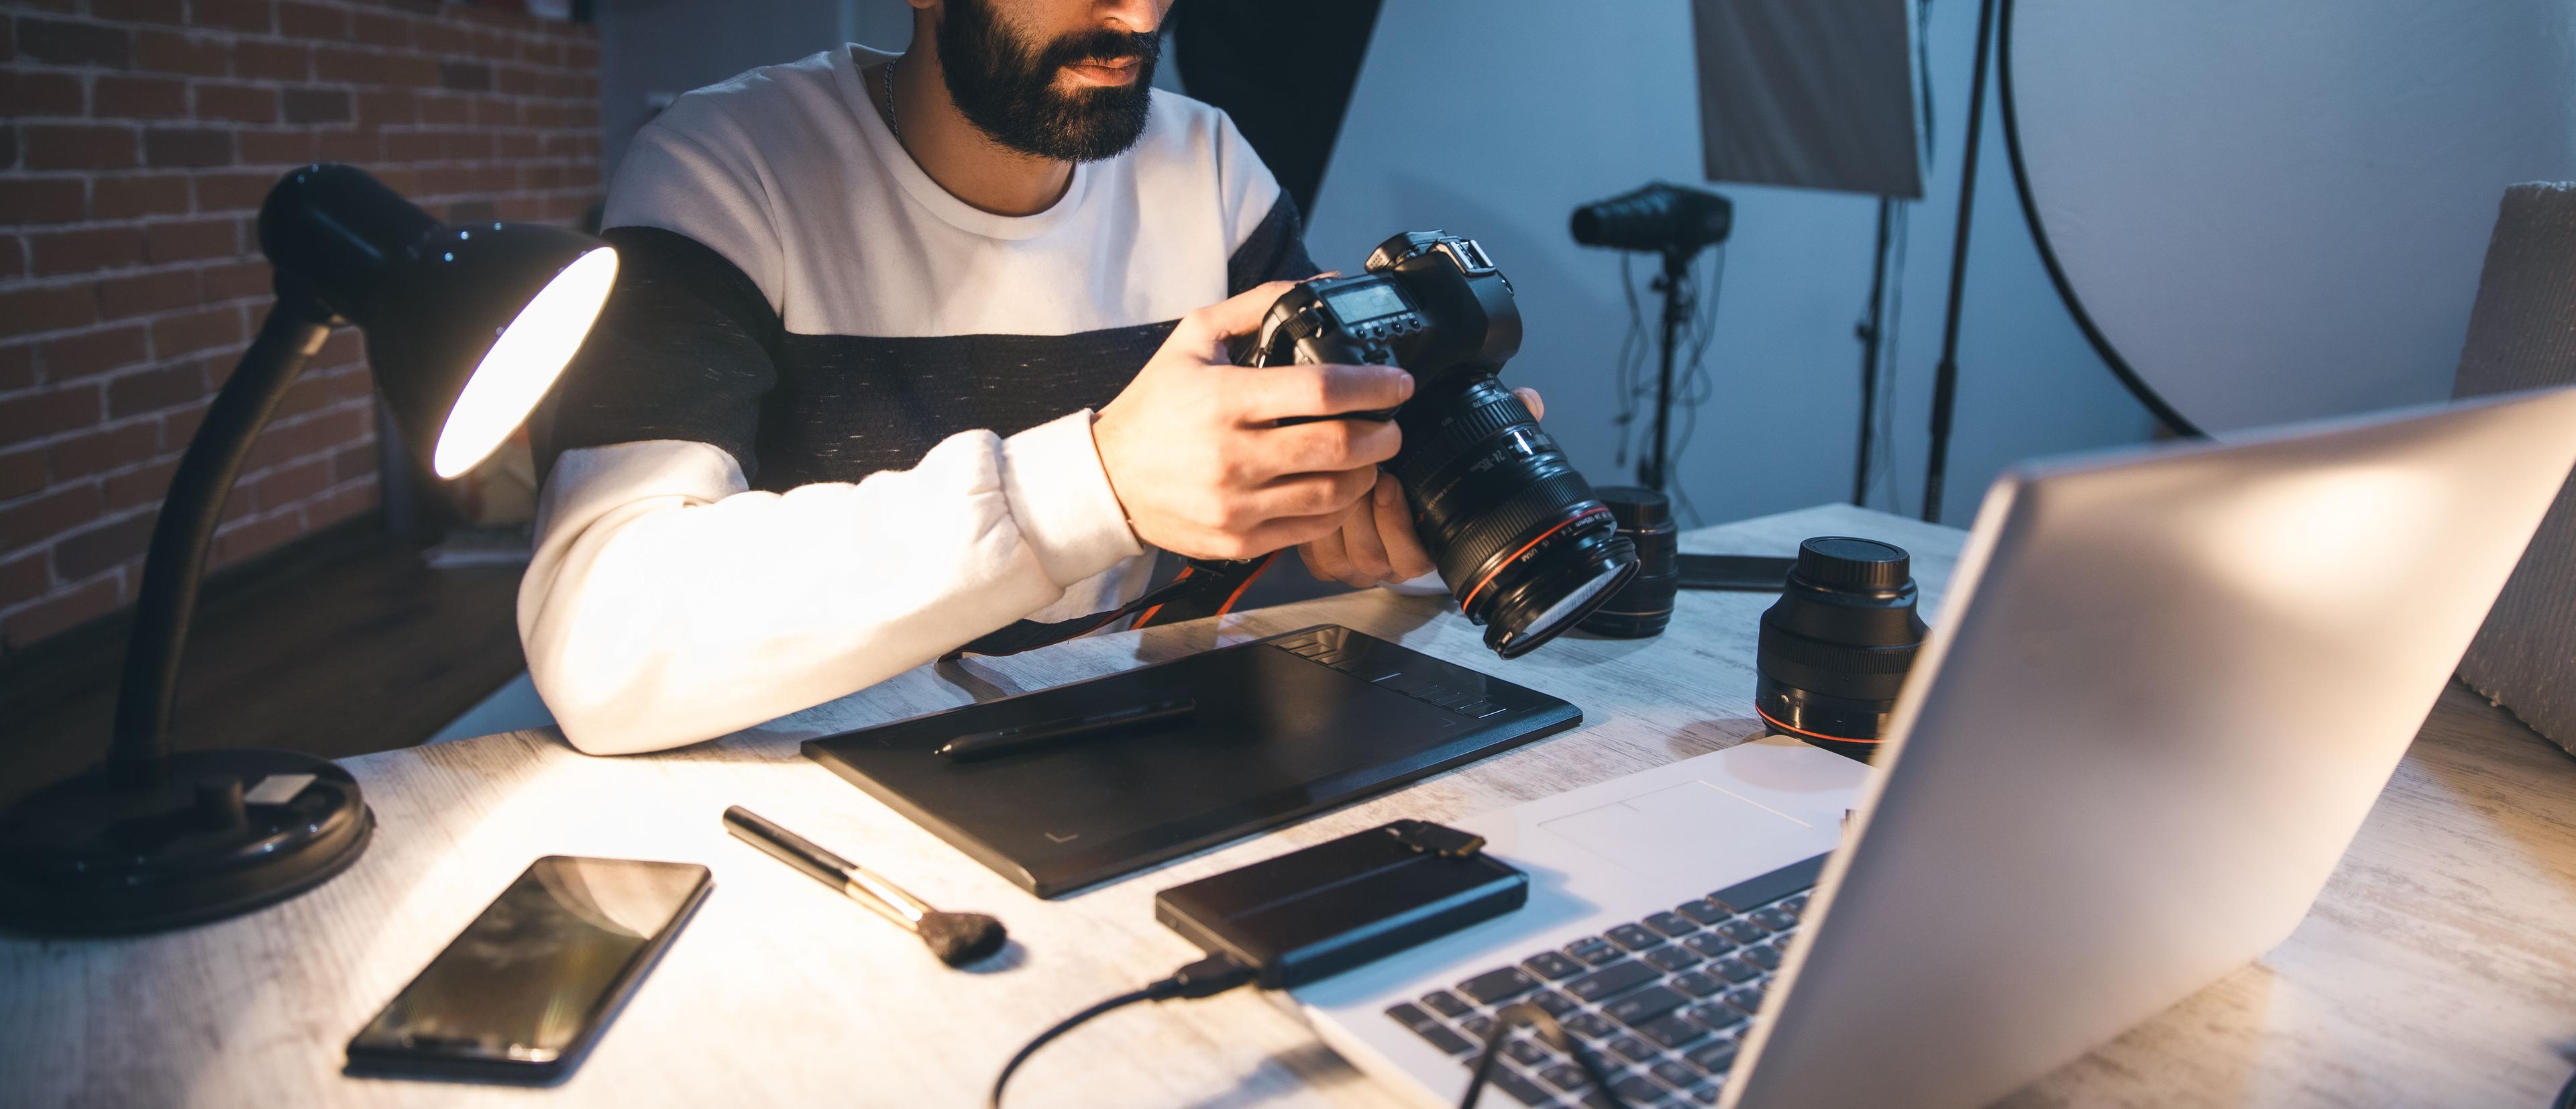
xmin=1085 ymin=409 xmax=1140 ymax=532
xmin=1001 ymin=409 xmax=1146 ymax=586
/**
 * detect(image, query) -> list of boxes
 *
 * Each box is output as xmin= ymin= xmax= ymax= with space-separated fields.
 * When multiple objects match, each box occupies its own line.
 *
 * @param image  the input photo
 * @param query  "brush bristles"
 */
xmin=919 ymin=910 xmax=1007 ymax=967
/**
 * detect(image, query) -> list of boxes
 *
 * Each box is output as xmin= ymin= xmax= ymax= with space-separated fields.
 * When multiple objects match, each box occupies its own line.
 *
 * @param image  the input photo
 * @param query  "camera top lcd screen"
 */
xmin=1323 ymin=282 xmax=1409 ymax=324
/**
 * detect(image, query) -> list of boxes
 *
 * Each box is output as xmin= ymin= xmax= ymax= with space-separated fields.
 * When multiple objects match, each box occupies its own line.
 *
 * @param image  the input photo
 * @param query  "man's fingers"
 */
xmin=1300 ymin=530 xmax=1352 ymax=582
xmin=1340 ymin=494 xmax=1394 ymax=581
xmin=1250 ymin=467 xmax=1377 ymax=521
xmin=1372 ymin=476 xmax=1438 ymax=580
xmin=1239 ymin=363 xmax=1414 ymax=423
xmin=1254 ymin=511 xmax=1363 ymax=558
xmin=1252 ymin=416 xmax=1401 ymax=476
xmin=1175 ymin=280 xmax=1300 ymax=352
xmin=1515 ymin=386 xmax=1545 ymax=421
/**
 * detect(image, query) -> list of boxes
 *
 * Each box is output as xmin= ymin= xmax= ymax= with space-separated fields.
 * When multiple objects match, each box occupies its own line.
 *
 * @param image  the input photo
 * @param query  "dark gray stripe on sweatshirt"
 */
xmin=541 ymin=191 xmax=1314 ymax=488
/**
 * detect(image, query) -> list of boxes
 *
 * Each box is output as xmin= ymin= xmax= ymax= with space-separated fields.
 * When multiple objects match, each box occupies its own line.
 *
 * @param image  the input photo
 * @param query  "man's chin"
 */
xmin=955 ymin=71 xmax=1153 ymax=162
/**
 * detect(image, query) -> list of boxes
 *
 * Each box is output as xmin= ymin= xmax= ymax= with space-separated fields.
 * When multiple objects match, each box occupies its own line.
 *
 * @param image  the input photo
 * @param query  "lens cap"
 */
xmin=1592 ymin=486 xmax=1673 ymax=530
xmin=1790 ymin=537 xmax=1909 ymax=592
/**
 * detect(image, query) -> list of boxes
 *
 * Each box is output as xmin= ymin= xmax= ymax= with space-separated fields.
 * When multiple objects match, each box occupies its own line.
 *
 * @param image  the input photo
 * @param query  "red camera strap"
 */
xmin=943 ymin=553 xmax=1278 ymax=659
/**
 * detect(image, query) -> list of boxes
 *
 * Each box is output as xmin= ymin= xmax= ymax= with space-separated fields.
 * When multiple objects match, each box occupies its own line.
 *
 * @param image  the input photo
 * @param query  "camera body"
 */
xmin=1254 ymin=231 xmax=1521 ymax=383
xmin=1250 ymin=231 xmax=1637 ymax=658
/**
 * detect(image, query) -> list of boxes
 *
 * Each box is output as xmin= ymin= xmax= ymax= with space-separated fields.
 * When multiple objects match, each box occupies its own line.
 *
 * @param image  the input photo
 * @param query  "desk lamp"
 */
xmin=0 ymin=164 xmax=616 ymax=934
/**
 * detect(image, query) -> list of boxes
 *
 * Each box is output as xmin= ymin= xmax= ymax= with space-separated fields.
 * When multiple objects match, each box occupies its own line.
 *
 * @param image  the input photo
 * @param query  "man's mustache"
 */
xmin=1039 ymin=28 xmax=1161 ymax=70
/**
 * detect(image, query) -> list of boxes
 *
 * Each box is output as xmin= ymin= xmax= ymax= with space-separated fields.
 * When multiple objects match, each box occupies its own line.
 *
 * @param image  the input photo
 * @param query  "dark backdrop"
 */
xmin=1173 ymin=0 xmax=1384 ymax=218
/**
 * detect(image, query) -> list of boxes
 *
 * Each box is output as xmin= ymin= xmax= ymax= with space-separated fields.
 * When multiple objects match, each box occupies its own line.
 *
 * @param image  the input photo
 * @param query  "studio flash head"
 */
xmin=1570 ymin=182 xmax=1733 ymax=256
xmin=1252 ymin=231 xmax=1639 ymax=659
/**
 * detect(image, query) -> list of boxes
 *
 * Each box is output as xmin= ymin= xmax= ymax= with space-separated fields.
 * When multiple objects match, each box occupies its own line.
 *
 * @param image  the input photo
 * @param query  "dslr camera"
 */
xmin=1252 ymin=231 xmax=1640 ymax=657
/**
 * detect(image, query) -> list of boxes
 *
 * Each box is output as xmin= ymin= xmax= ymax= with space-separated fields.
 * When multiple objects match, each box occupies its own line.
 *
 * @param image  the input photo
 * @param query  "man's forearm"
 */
xmin=517 ymin=411 xmax=1141 ymax=755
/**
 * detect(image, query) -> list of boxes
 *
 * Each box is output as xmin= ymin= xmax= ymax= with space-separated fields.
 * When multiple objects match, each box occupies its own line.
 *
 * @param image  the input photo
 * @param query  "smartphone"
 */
xmin=345 ymin=856 xmax=712 ymax=1084
xmin=1676 ymin=553 xmax=1796 ymax=592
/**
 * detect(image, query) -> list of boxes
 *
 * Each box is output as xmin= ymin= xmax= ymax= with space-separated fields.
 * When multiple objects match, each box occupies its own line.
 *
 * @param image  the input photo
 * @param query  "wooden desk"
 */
xmin=7 ymin=505 xmax=2573 ymax=1108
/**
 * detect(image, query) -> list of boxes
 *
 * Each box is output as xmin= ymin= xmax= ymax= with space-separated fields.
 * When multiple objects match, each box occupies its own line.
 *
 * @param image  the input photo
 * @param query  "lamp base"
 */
xmin=0 ymin=749 xmax=372 ymax=935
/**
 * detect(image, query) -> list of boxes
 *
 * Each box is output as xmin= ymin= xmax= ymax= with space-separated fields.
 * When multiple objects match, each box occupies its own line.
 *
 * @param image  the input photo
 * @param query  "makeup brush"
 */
xmin=722 ymin=806 xmax=1007 ymax=967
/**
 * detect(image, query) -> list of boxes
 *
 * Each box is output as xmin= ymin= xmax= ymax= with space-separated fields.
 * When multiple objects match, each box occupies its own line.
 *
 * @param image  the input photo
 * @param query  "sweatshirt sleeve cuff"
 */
xmin=1000 ymin=409 xmax=1145 ymax=588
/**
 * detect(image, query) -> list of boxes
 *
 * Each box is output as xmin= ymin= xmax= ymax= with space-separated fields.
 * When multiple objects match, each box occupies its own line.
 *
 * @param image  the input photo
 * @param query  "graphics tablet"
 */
xmin=802 ymin=625 xmax=1580 ymax=897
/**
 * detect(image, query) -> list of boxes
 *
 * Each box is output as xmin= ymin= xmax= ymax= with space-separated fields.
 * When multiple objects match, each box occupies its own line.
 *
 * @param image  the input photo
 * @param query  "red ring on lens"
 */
xmin=1459 ymin=504 xmax=1612 ymax=615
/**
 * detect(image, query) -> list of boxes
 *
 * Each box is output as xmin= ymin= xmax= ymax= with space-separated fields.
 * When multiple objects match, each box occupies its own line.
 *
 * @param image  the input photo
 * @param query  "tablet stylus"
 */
xmin=936 ymin=698 xmax=1196 ymax=760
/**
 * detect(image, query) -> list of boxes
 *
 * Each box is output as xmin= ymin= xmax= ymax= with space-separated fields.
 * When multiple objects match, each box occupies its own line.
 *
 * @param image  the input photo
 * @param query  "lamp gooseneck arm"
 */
xmin=108 ymin=282 xmax=338 ymax=780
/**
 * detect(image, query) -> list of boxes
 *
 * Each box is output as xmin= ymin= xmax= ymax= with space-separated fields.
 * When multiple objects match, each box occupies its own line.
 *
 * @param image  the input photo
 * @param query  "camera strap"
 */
xmin=944 ymin=553 xmax=1279 ymax=659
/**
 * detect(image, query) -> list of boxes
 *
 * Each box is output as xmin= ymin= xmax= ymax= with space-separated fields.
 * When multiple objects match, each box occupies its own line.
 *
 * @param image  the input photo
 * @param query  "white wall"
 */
xmin=2010 ymin=0 xmax=2576 ymax=433
xmin=1308 ymin=0 xmax=2159 ymax=526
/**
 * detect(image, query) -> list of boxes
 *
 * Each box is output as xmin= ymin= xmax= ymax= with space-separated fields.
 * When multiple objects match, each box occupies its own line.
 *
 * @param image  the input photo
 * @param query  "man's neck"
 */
xmin=877 ymin=46 xmax=1074 ymax=217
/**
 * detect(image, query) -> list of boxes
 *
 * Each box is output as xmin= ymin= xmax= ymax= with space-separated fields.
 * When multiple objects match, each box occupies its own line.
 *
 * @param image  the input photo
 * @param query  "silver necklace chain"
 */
xmin=880 ymin=56 xmax=902 ymax=142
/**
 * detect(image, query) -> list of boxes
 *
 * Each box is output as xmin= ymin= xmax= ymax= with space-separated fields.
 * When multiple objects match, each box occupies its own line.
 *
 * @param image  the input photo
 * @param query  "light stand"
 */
xmin=1851 ymin=197 xmax=1896 ymax=505
xmin=1920 ymin=0 xmax=1999 ymax=523
xmin=1570 ymin=182 xmax=1735 ymax=494
xmin=1640 ymin=244 xmax=1701 ymax=492
xmin=0 ymin=165 xmax=615 ymax=934
xmin=1686 ymin=0 xmax=1931 ymax=511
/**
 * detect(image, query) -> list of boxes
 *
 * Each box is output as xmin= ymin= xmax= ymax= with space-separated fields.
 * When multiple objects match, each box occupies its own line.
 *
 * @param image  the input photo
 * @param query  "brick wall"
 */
xmin=0 ymin=0 xmax=600 ymax=655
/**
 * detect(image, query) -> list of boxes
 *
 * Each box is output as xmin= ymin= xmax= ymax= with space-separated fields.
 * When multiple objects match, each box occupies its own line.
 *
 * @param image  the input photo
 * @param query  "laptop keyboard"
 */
xmin=1382 ymin=853 xmax=1827 ymax=1108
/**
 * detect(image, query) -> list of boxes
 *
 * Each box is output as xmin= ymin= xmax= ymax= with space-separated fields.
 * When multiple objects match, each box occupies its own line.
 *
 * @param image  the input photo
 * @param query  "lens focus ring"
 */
xmin=1389 ymin=386 xmax=1535 ymax=492
xmin=1756 ymin=621 xmax=1919 ymax=675
xmin=1431 ymin=468 xmax=1604 ymax=588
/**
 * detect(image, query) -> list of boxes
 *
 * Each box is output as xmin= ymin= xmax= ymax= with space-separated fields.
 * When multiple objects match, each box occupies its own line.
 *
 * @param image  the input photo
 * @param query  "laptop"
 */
xmin=1291 ymin=386 xmax=2576 ymax=1109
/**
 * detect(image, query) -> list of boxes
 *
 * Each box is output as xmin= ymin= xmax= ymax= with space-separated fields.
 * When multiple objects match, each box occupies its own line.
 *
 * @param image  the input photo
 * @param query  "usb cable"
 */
xmin=1460 ymin=1003 xmax=1633 ymax=1109
xmin=990 ymin=959 xmax=1633 ymax=1109
xmin=989 ymin=953 xmax=1256 ymax=1108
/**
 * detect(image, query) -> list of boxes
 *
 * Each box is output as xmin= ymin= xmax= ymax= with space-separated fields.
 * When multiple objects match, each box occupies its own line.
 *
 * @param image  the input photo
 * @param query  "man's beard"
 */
xmin=935 ymin=0 xmax=1161 ymax=163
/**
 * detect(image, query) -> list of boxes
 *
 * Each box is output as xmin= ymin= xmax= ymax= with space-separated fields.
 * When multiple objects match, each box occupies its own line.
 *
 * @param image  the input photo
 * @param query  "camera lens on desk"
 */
xmin=1577 ymin=486 xmax=1677 ymax=638
xmin=1754 ymin=537 xmax=1928 ymax=762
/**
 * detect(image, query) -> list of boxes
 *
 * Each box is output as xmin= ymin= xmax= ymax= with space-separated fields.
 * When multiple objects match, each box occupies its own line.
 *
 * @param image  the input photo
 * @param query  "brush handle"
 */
xmin=842 ymin=863 xmax=935 ymax=926
xmin=722 ymin=806 xmax=933 ymax=930
xmin=724 ymin=806 xmax=849 ymax=885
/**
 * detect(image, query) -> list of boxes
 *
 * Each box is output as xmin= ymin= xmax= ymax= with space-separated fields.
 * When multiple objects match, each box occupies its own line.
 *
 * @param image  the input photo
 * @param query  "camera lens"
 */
xmin=1391 ymin=375 xmax=1639 ymax=657
xmin=1752 ymin=537 xmax=1928 ymax=761
xmin=1577 ymin=487 xmax=1677 ymax=638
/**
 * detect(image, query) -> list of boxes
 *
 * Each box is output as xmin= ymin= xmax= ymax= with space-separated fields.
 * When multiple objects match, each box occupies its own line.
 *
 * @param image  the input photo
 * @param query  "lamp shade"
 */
xmin=258 ymin=164 xmax=616 ymax=479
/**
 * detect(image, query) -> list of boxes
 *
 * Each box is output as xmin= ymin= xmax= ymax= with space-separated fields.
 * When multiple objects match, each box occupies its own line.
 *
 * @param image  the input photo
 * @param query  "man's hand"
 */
xmin=1092 ymin=281 xmax=1415 ymax=561
xmin=1299 ymin=388 xmax=1545 ymax=588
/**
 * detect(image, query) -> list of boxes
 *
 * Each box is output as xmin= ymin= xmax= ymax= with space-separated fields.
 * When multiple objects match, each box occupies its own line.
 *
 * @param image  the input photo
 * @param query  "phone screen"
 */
xmin=347 ymin=856 xmax=710 ymax=1077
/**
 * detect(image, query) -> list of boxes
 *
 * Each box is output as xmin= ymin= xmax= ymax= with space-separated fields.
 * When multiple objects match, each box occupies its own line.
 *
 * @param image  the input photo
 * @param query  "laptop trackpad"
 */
xmin=1540 ymin=779 xmax=1822 ymax=886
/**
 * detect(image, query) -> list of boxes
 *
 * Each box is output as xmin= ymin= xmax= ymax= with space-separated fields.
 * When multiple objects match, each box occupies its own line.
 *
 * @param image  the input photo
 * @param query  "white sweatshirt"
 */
xmin=518 ymin=46 xmax=1311 ymax=754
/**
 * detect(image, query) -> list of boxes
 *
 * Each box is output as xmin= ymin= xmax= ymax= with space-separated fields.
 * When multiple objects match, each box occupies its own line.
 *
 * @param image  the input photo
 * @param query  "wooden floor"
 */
xmin=0 ymin=521 xmax=525 ymax=808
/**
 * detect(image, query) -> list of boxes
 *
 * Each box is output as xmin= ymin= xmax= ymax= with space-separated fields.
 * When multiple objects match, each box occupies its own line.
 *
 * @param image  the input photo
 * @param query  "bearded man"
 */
xmin=521 ymin=0 xmax=1525 ymax=754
